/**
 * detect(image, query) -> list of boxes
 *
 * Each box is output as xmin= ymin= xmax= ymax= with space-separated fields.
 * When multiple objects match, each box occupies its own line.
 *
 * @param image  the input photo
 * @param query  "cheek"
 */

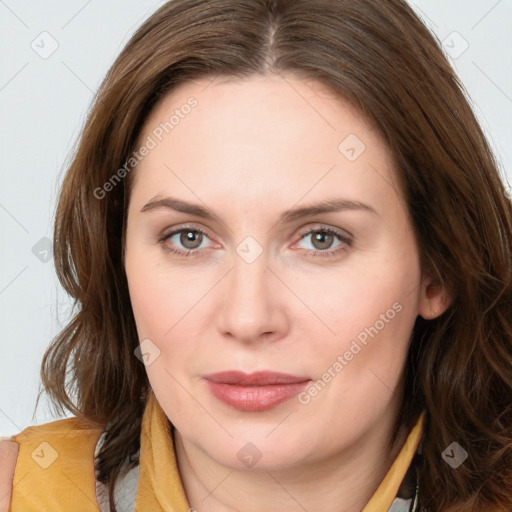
xmin=124 ymin=246 xmax=204 ymax=422
xmin=293 ymin=278 xmax=418 ymax=450
xmin=293 ymin=248 xmax=420 ymax=398
xmin=295 ymin=261 xmax=418 ymax=350
xmin=125 ymin=240 xmax=199 ymax=339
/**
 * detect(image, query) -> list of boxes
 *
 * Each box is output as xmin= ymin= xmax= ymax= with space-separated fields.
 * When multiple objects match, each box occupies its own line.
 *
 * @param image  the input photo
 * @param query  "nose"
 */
xmin=216 ymin=244 xmax=289 ymax=345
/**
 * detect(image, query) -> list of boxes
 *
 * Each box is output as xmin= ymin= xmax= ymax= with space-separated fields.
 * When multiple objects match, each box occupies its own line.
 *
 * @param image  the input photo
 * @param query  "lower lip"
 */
xmin=205 ymin=380 xmax=310 ymax=411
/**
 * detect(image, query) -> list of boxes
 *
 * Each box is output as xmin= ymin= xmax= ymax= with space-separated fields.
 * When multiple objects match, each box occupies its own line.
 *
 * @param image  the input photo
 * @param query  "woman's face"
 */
xmin=124 ymin=73 xmax=448 ymax=470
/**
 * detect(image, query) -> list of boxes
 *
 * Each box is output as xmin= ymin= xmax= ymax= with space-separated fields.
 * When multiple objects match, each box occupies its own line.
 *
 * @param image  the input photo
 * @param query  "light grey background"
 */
xmin=1 ymin=0 xmax=511 ymax=436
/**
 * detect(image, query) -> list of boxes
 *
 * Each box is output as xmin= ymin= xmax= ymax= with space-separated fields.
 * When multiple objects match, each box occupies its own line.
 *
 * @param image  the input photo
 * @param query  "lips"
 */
xmin=203 ymin=371 xmax=311 ymax=411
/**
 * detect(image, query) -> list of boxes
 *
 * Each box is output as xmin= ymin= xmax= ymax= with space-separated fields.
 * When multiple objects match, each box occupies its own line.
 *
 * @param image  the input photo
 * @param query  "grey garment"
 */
xmin=94 ymin=432 xmax=140 ymax=512
xmin=92 ymin=433 xmax=414 ymax=512
xmin=389 ymin=498 xmax=414 ymax=512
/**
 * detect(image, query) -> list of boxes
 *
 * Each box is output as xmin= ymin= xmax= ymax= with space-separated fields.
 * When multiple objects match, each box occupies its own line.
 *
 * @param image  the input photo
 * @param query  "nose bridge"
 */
xmin=218 ymin=237 xmax=283 ymax=341
xmin=230 ymin=240 xmax=270 ymax=313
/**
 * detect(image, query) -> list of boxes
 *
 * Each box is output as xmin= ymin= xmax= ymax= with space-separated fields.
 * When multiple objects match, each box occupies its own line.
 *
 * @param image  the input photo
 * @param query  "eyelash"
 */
xmin=159 ymin=225 xmax=352 ymax=259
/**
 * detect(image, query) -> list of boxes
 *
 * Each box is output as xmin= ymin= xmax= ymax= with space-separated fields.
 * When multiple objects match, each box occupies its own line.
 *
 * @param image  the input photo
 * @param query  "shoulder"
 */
xmin=0 ymin=437 xmax=19 ymax=512
xmin=4 ymin=417 xmax=106 ymax=511
xmin=11 ymin=416 xmax=104 ymax=465
xmin=11 ymin=416 xmax=104 ymax=467
xmin=13 ymin=416 xmax=104 ymax=443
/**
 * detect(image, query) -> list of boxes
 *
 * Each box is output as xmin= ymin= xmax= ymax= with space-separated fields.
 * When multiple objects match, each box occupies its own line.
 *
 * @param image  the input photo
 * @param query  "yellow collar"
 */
xmin=363 ymin=413 xmax=423 ymax=511
xmin=135 ymin=390 xmax=424 ymax=511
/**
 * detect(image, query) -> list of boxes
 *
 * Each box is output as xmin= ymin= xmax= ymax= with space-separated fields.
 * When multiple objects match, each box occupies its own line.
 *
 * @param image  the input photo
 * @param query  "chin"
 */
xmin=190 ymin=427 xmax=316 ymax=471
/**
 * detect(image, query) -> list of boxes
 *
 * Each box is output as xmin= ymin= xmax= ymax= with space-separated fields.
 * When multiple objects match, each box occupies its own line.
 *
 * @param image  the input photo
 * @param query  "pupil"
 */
xmin=181 ymin=230 xmax=201 ymax=249
xmin=314 ymin=232 xmax=332 ymax=250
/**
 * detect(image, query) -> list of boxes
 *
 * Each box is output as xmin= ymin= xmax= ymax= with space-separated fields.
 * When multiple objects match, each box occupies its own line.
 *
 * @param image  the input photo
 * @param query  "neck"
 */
xmin=174 ymin=404 xmax=408 ymax=512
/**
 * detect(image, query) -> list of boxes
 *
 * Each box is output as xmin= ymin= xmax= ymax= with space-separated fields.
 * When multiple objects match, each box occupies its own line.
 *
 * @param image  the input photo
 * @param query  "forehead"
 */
xmin=141 ymin=73 xmax=380 ymax=147
xmin=130 ymin=73 xmax=400 ymax=214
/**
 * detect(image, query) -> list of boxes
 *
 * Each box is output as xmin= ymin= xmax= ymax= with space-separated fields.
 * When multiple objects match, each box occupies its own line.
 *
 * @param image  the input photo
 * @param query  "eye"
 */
xmin=159 ymin=226 xmax=213 ymax=257
xmin=158 ymin=224 xmax=352 ymax=259
xmin=295 ymin=226 xmax=352 ymax=258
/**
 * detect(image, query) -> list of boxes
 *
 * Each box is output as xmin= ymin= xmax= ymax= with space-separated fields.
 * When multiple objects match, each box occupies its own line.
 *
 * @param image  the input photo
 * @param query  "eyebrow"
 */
xmin=140 ymin=195 xmax=379 ymax=223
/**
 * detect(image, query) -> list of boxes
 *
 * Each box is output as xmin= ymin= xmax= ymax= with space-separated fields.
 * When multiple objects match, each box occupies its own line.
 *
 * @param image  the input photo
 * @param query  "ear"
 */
xmin=417 ymin=274 xmax=452 ymax=320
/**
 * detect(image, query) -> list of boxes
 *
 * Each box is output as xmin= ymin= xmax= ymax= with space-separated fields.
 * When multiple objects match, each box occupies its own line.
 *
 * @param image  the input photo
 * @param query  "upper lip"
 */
xmin=203 ymin=371 xmax=311 ymax=386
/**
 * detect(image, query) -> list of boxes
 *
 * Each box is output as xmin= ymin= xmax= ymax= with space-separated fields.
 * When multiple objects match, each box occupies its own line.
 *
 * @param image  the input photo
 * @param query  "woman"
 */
xmin=2 ymin=0 xmax=511 ymax=511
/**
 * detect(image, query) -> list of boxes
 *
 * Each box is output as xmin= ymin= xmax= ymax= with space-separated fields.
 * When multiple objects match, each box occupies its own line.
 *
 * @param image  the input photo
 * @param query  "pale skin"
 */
xmin=122 ymin=73 xmax=451 ymax=512
xmin=0 ymin=74 xmax=451 ymax=510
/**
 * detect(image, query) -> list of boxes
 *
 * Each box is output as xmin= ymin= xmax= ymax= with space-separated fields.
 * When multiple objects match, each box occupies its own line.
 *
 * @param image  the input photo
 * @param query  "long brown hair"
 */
xmin=40 ymin=0 xmax=512 ymax=510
